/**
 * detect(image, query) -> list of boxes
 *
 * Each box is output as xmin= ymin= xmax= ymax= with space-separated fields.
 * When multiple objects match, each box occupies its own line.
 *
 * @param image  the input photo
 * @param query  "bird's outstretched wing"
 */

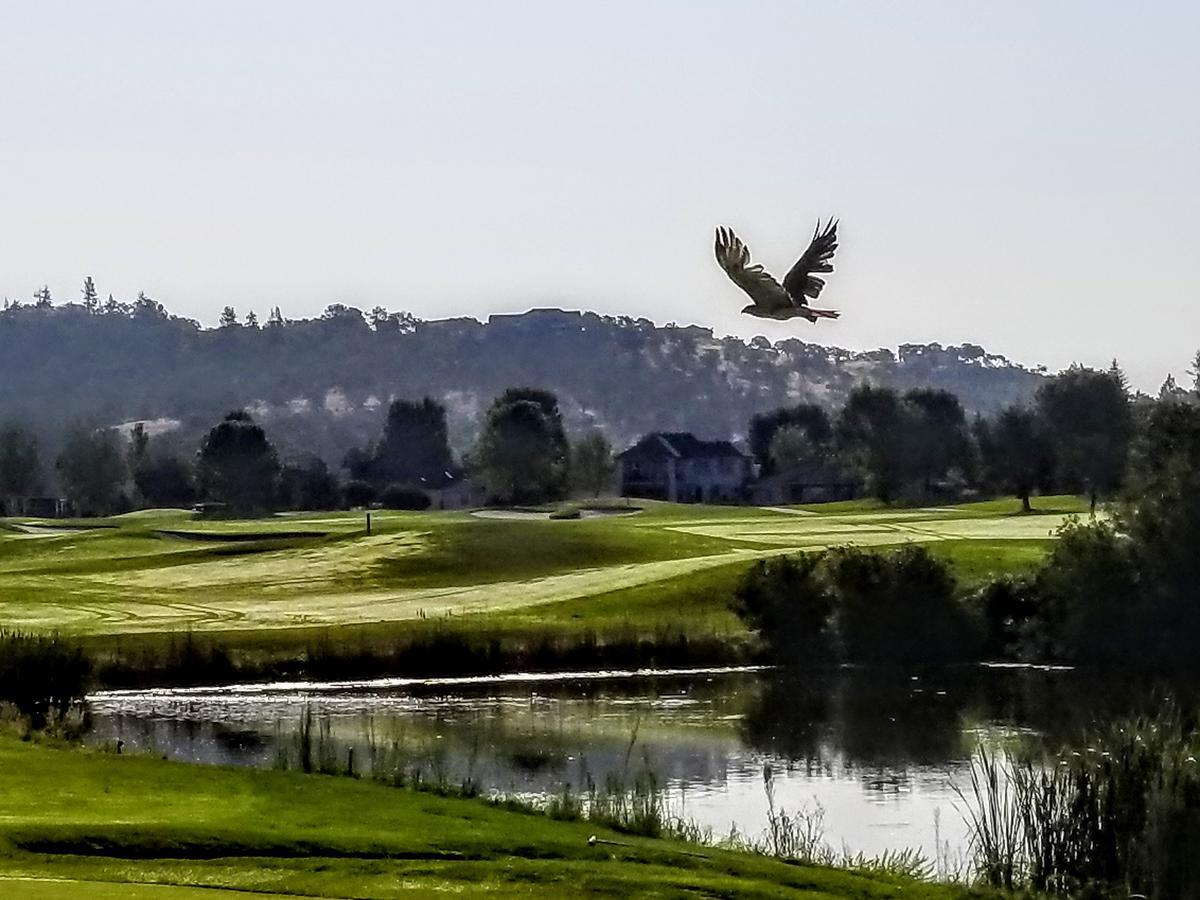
xmin=714 ymin=226 xmax=791 ymax=312
xmin=782 ymin=219 xmax=838 ymax=304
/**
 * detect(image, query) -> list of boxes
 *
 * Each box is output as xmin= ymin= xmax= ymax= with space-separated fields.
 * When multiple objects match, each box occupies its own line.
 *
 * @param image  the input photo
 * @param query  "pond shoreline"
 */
xmin=90 ymin=663 xmax=772 ymax=700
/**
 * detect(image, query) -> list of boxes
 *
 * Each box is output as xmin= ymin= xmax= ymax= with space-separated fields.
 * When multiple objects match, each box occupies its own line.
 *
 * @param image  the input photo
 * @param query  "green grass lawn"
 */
xmin=0 ymin=737 xmax=987 ymax=899
xmin=0 ymin=496 xmax=1087 ymax=671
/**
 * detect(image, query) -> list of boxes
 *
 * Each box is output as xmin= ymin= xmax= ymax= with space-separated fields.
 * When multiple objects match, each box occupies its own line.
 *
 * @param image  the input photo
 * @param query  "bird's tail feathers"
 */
xmin=807 ymin=308 xmax=840 ymax=319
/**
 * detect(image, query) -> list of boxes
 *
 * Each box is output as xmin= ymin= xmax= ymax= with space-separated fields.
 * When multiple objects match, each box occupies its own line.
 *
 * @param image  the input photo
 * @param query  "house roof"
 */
xmin=618 ymin=432 xmax=747 ymax=461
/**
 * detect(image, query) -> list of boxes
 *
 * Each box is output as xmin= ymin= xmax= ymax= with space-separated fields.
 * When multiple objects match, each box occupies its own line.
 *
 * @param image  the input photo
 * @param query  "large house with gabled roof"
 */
xmin=616 ymin=432 xmax=750 ymax=503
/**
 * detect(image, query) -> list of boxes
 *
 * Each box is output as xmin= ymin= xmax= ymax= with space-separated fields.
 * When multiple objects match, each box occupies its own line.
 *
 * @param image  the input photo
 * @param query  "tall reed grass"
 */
xmin=0 ymin=630 xmax=90 ymax=730
xmin=960 ymin=707 xmax=1200 ymax=897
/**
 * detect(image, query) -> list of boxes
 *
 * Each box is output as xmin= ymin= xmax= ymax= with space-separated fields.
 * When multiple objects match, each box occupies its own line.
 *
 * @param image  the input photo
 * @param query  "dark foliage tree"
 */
xmin=342 ymin=479 xmax=376 ymax=508
xmin=903 ymin=388 xmax=972 ymax=491
xmin=278 ymin=455 xmax=340 ymax=510
xmin=974 ymin=406 xmax=1055 ymax=511
xmin=56 ymin=427 xmax=126 ymax=515
xmin=81 ymin=276 xmax=98 ymax=312
xmin=749 ymin=403 xmax=832 ymax=475
xmin=1036 ymin=365 xmax=1132 ymax=512
xmin=196 ymin=411 xmax=279 ymax=513
xmin=475 ymin=389 xmax=568 ymax=505
xmin=128 ymin=422 xmax=150 ymax=470
xmin=0 ymin=423 xmax=41 ymax=512
xmin=767 ymin=425 xmax=816 ymax=473
xmin=1119 ymin=396 xmax=1200 ymax=651
xmin=379 ymin=483 xmax=432 ymax=510
xmin=836 ymin=385 xmax=910 ymax=501
xmin=133 ymin=291 xmax=164 ymax=318
xmin=342 ymin=446 xmax=373 ymax=481
xmin=133 ymin=453 xmax=196 ymax=507
xmin=569 ymin=430 xmax=615 ymax=497
xmin=219 ymin=306 xmax=238 ymax=327
xmin=497 ymin=387 xmax=570 ymax=463
xmin=369 ymin=398 xmax=453 ymax=486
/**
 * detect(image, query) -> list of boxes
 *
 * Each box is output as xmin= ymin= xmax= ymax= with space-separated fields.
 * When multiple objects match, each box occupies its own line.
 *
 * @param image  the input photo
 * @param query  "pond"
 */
xmin=87 ymin=664 xmax=1175 ymax=863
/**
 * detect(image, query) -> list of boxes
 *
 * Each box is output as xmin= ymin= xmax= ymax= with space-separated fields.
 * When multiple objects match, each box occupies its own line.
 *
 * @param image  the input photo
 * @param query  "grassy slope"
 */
xmin=0 ymin=497 xmax=1087 ymax=662
xmin=0 ymin=738 xmax=984 ymax=899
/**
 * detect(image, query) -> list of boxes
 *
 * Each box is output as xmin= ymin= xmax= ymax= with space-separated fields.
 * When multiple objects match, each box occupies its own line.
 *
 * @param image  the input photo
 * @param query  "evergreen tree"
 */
xmin=219 ymin=306 xmax=238 ymax=327
xmin=81 ymin=276 xmax=98 ymax=312
xmin=370 ymin=398 xmax=453 ymax=486
xmin=128 ymin=423 xmax=150 ymax=471
xmin=197 ymin=411 xmax=280 ymax=513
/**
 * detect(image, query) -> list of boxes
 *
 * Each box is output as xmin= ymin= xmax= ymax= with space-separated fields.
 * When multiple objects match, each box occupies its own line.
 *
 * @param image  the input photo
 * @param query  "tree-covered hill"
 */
xmin=0 ymin=298 xmax=1041 ymax=463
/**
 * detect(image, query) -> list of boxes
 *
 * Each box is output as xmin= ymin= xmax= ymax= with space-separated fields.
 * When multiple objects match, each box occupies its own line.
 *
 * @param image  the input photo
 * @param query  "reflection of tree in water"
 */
xmin=740 ymin=666 xmax=1200 ymax=776
xmin=739 ymin=669 xmax=973 ymax=774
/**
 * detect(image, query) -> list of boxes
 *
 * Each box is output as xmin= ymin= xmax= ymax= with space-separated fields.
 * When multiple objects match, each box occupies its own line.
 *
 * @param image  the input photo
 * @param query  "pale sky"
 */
xmin=2 ymin=1 xmax=1197 ymax=392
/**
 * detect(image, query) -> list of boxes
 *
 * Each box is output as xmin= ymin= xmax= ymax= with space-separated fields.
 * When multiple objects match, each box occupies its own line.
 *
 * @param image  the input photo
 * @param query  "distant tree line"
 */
xmin=750 ymin=360 xmax=1139 ymax=511
xmin=0 ymin=354 xmax=1183 ymax=518
xmin=0 ymin=279 xmax=1042 ymax=467
xmin=0 ymin=384 xmax=614 ymax=516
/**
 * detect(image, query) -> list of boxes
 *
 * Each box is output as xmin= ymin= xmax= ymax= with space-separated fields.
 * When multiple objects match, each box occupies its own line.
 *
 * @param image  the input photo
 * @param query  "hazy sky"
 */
xmin=2 ymin=1 xmax=1197 ymax=391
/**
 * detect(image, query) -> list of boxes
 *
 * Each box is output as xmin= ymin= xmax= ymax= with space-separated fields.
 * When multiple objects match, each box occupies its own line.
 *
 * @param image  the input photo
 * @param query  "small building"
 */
xmin=617 ymin=432 xmax=750 ymax=503
xmin=749 ymin=462 xmax=864 ymax=506
xmin=421 ymin=471 xmax=487 ymax=510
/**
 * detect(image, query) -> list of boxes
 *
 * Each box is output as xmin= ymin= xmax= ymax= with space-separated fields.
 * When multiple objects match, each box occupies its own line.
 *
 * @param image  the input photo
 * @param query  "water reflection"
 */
xmin=86 ymin=665 xmax=1198 ymax=859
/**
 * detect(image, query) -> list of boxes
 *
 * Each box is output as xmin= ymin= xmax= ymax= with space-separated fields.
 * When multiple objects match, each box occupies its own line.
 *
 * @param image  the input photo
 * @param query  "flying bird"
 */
xmin=714 ymin=220 xmax=840 ymax=322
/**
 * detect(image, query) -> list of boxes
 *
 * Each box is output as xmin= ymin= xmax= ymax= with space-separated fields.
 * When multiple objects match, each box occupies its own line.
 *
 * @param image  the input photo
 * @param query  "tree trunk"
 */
xmin=1020 ymin=493 xmax=1032 ymax=513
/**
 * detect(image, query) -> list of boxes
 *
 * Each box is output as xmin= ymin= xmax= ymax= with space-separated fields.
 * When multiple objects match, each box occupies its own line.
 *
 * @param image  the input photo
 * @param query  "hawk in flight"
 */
xmin=714 ymin=220 xmax=840 ymax=322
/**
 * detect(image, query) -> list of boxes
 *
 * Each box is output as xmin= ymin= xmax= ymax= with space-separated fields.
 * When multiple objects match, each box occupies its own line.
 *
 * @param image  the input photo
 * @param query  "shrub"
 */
xmin=379 ymin=483 xmax=431 ymax=510
xmin=1031 ymin=519 xmax=1144 ymax=663
xmin=827 ymin=545 xmax=973 ymax=664
xmin=0 ymin=631 xmax=91 ymax=729
xmin=734 ymin=555 xmax=834 ymax=664
xmin=974 ymin=575 xmax=1041 ymax=660
xmin=733 ymin=546 xmax=977 ymax=666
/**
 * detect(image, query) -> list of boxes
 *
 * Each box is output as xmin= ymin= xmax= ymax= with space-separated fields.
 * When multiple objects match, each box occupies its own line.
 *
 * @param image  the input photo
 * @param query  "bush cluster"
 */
xmin=734 ymin=546 xmax=977 ymax=666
